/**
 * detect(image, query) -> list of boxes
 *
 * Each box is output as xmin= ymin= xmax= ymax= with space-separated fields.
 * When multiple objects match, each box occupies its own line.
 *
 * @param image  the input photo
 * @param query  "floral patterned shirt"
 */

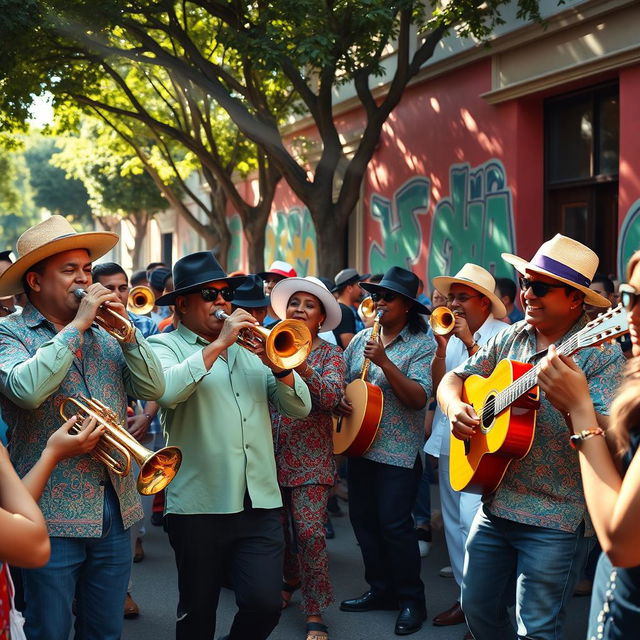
xmin=0 ymin=303 xmax=165 ymax=537
xmin=273 ymin=341 xmax=345 ymax=486
xmin=453 ymin=315 xmax=625 ymax=532
xmin=344 ymin=325 xmax=435 ymax=468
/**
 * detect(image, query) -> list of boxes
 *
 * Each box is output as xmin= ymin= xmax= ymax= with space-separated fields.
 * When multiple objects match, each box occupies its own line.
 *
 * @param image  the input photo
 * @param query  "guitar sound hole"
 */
xmin=481 ymin=396 xmax=496 ymax=431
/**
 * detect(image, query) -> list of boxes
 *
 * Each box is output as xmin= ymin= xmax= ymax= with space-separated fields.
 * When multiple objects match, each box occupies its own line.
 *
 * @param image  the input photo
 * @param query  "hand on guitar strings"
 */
xmin=538 ymin=344 xmax=591 ymax=416
xmin=334 ymin=395 xmax=353 ymax=417
xmin=448 ymin=400 xmax=480 ymax=440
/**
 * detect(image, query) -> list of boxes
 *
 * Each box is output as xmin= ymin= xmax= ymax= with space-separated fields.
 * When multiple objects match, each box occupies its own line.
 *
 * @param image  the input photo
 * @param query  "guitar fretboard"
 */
xmin=493 ymin=334 xmax=580 ymax=414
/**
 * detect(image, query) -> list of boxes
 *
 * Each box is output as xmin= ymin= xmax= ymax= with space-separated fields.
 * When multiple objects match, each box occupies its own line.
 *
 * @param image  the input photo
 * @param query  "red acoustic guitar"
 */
xmin=450 ymin=305 xmax=628 ymax=495
xmin=333 ymin=310 xmax=384 ymax=456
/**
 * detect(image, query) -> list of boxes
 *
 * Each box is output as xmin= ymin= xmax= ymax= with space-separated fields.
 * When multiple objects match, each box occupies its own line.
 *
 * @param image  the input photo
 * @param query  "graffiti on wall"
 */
xmin=264 ymin=206 xmax=317 ymax=276
xmin=617 ymin=199 xmax=640 ymax=280
xmin=368 ymin=178 xmax=430 ymax=274
xmin=427 ymin=160 xmax=516 ymax=282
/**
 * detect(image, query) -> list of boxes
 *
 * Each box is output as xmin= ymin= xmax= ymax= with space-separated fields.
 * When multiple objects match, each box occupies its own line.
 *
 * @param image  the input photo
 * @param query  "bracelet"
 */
xmin=569 ymin=428 xmax=605 ymax=449
xmin=434 ymin=353 xmax=446 ymax=360
xmin=273 ymin=368 xmax=292 ymax=379
xmin=467 ymin=342 xmax=478 ymax=353
xmin=143 ymin=413 xmax=153 ymax=423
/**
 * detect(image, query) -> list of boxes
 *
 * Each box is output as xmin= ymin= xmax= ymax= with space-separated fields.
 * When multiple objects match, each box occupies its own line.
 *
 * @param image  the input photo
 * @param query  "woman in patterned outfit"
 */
xmin=270 ymin=276 xmax=345 ymax=640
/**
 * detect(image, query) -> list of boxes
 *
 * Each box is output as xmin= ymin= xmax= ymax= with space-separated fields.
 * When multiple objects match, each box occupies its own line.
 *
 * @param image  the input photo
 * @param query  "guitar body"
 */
xmin=450 ymin=359 xmax=539 ymax=495
xmin=333 ymin=379 xmax=384 ymax=456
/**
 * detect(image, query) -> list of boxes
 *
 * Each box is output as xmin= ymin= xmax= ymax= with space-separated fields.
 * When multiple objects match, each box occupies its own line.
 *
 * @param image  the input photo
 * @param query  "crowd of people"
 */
xmin=0 ymin=215 xmax=638 ymax=640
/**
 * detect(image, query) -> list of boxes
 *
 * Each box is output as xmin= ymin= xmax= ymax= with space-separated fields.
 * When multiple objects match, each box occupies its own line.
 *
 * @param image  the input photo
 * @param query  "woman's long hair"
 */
xmin=608 ymin=250 xmax=640 ymax=458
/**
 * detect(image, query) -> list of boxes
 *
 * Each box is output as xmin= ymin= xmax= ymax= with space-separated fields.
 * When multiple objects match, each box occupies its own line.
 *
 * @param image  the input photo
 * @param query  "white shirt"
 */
xmin=424 ymin=314 xmax=507 ymax=457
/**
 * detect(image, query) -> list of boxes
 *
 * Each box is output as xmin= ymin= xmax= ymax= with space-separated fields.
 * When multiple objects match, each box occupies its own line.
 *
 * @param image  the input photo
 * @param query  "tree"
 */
xmin=52 ymin=120 xmax=171 ymax=269
xmin=0 ymin=0 xmax=544 ymax=273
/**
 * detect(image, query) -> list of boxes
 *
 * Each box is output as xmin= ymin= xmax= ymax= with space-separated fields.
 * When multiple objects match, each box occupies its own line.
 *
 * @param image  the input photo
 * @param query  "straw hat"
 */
xmin=0 ymin=215 xmax=119 ymax=297
xmin=432 ymin=263 xmax=507 ymax=319
xmin=501 ymin=234 xmax=610 ymax=307
xmin=270 ymin=276 xmax=342 ymax=331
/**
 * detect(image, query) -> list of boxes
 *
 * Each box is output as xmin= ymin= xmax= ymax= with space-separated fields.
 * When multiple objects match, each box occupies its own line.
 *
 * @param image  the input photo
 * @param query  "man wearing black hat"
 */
xmin=232 ymin=274 xmax=270 ymax=325
xmin=147 ymin=251 xmax=311 ymax=640
xmin=332 ymin=268 xmax=370 ymax=349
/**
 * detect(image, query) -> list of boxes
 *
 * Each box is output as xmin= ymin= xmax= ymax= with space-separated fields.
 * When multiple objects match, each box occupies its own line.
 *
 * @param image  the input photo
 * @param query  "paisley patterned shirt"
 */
xmin=454 ymin=315 xmax=625 ymax=532
xmin=273 ymin=341 xmax=345 ymax=486
xmin=0 ymin=303 xmax=165 ymax=537
xmin=344 ymin=325 xmax=435 ymax=468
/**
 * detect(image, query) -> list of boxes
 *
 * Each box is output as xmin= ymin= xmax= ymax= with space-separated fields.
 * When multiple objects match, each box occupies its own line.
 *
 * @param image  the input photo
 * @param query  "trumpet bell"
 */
xmin=127 ymin=286 xmax=155 ymax=315
xmin=138 ymin=446 xmax=183 ymax=495
xmin=430 ymin=306 xmax=456 ymax=335
xmin=358 ymin=296 xmax=376 ymax=321
xmin=255 ymin=320 xmax=312 ymax=369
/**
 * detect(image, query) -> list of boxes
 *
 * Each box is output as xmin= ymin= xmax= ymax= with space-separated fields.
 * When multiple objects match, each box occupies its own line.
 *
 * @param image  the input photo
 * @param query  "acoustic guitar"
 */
xmin=449 ymin=304 xmax=628 ymax=495
xmin=333 ymin=310 xmax=384 ymax=456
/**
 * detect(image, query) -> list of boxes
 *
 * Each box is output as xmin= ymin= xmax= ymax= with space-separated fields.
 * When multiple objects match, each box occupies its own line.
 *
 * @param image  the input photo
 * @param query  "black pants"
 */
xmin=348 ymin=455 xmax=425 ymax=609
xmin=166 ymin=507 xmax=284 ymax=640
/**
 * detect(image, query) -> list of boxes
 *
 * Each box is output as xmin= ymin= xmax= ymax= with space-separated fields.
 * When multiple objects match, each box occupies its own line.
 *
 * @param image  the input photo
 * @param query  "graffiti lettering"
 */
xmin=617 ymin=199 xmax=640 ymax=279
xmin=264 ymin=206 xmax=317 ymax=276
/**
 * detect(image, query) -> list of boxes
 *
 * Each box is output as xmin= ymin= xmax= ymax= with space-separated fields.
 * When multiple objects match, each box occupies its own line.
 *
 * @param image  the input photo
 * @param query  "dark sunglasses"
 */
xmin=200 ymin=286 xmax=234 ymax=302
xmin=619 ymin=283 xmax=639 ymax=312
xmin=519 ymin=277 xmax=568 ymax=298
xmin=371 ymin=290 xmax=398 ymax=303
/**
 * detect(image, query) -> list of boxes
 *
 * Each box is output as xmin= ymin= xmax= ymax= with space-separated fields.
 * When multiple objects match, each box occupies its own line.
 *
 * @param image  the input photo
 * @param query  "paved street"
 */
xmin=124 ymin=499 xmax=591 ymax=640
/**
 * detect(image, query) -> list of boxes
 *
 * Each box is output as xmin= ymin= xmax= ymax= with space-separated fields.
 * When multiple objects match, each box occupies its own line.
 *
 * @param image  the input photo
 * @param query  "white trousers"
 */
xmin=438 ymin=455 xmax=482 ymax=595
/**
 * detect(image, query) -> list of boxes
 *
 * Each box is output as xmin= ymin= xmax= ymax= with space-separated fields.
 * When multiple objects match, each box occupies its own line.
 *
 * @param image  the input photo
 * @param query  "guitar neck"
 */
xmin=494 ymin=333 xmax=580 ymax=413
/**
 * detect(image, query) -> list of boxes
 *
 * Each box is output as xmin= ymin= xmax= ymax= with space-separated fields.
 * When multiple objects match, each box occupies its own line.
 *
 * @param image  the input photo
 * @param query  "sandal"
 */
xmin=281 ymin=580 xmax=301 ymax=609
xmin=306 ymin=622 xmax=328 ymax=640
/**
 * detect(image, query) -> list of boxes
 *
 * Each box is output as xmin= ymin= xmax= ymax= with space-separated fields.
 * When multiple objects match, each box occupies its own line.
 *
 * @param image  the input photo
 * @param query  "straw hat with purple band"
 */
xmin=360 ymin=266 xmax=431 ymax=315
xmin=432 ymin=263 xmax=507 ymax=319
xmin=232 ymin=274 xmax=270 ymax=308
xmin=0 ymin=215 xmax=119 ymax=297
xmin=501 ymin=233 xmax=610 ymax=308
xmin=270 ymin=276 xmax=343 ymax=331
xmin=155 ymin=251 xmax=246 ymax=306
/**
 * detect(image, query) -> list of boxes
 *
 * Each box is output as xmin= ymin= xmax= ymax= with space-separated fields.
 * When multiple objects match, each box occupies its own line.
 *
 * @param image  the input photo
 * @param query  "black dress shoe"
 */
xmin=340 ymin=590 xmax=398 ymax=612
xmin=395 ymin=606 xmax=427 ymax=635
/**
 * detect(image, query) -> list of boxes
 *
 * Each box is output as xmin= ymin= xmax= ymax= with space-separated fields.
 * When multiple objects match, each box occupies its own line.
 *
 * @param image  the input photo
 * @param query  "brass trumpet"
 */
xmin=214 ymin=309 xmax=312 ymax=369
xmin=59 ymin=396 xmax=182 ymax=495
xmin=127 ymin=286 xmax=155 ymax=315
xmin=357 ymin=296 xmax=376 ymax=322
xmin=430 ymin=306 xmax=457 ymax=335
xmin=73 ymin=288 xmax=135 ymax=343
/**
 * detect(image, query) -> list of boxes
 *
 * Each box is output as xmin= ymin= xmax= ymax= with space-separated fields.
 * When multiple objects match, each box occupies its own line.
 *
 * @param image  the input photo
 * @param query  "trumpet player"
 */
xmin=147 ymin=251 xmax=311 ymax=640
xmin=0 ymin=216 xmax=165 ymax=640
xmin=424 ymin=264 xmax=508 ymax=636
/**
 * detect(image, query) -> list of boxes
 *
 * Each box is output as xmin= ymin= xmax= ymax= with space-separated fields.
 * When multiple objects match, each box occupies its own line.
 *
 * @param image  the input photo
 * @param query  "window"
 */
xmin=545 ymin=83 xmax=619 ymax=274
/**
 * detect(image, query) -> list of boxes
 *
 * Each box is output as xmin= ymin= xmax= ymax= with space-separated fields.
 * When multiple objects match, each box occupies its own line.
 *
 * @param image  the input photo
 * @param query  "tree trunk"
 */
xmin=128 ymin=210 xmax=149 ymax=270
xmin=243 ymin=214 xmax=267 ymax=273
xmin=314 ymin=207 xmax=348 ymax=277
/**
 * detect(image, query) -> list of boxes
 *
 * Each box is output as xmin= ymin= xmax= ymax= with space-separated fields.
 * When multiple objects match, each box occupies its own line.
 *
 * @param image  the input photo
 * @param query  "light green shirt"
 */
xmin=148 ymin=323 xmax=311 ymax=514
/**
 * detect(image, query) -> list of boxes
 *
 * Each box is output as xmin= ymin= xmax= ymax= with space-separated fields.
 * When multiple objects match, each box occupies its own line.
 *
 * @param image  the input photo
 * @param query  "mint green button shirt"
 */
xmin=148 ymin=324 xmax=311 ymax=515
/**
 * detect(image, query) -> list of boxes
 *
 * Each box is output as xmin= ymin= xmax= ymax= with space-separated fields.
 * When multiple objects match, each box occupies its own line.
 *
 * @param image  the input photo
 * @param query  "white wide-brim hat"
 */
xmin=0 ymin=215 xmax=119 ymax=297
xmin=270 ymin=276 xmax=342 ymax=332
xmin=502 ymin=234 xmax=610 ymax=308
xmin=432 ymin=263 xmax=507 ymax=319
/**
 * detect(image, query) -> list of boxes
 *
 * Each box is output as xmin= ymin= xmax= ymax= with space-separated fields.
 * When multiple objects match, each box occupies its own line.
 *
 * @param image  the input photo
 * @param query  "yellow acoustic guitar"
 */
xmin=450 ymin=304 xmax=628 ymax=495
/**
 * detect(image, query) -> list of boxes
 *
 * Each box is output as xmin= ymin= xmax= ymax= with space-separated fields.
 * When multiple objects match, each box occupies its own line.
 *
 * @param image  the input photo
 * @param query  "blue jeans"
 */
xmin=22 ymin=483 xmax=132 ymax=640
xmin=461 ymin=506 xmax=589 ymax=640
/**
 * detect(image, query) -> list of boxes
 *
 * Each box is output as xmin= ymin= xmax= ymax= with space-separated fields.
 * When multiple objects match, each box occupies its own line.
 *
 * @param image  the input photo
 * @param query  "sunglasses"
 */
xmin=519 ymin=277 xmax=568 ymax=298
xmin=371 ymin=291 xmax=398 ymax=303
xmin=619 ymin=283 xmax=639 ymax=312
xmin=200 ymin=287 xmax=234 ymax=302
xmin=447 ymin=293 xmax=482 ymax=304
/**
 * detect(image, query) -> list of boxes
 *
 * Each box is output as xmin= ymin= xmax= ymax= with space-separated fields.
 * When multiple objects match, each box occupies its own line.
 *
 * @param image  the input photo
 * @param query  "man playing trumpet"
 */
xmin=424 ymin=264 xmax=508 ymax=637
xmin=147 ymin=251 xmax=311 ymax=640
xmin=0 ymin=216 xmax=165 ymax=640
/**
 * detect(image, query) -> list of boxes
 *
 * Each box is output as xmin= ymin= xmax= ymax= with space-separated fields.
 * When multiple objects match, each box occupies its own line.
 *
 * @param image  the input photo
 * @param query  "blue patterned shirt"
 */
xmin=453 ymin=315 xmax=625 ymax=532
xmin=344 ymin=325 xmax=435 ymax=468
xmin=0 ymin=303 xmax=165 ymax=537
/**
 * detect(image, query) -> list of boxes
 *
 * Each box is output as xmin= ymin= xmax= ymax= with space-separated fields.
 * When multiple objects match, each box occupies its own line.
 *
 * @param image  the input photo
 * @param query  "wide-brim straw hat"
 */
xmin=501 ymin=234 xmax=610 ymax=307
xmin=432 ymin=263 xmax=507 ymax=319
xmin=270 ymin=276 xmax=342 ymax=332
xmin=0 ymin=215 xmax=119 ymax=297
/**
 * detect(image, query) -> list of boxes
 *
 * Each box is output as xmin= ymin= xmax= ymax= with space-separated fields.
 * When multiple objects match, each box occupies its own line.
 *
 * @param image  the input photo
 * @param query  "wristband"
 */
xmin=467 ymin=342 xmax=478 ymax=353
xmin=273 ymin=368 xmax=292 ymax=379
xmin=143 ymin=413 xmax=153 ymax=423
xmin=569 ymin=428 xmax=605 ymax=449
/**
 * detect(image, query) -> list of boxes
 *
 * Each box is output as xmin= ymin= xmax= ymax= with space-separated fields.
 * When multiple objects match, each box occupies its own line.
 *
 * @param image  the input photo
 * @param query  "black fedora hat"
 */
xmin=360 ymin=266 xmax=430 ymax=315
xmin=231 ymin=274 xmax=269 ymax=308
xmin=155 ymin=251 xmax=246 ymax=306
